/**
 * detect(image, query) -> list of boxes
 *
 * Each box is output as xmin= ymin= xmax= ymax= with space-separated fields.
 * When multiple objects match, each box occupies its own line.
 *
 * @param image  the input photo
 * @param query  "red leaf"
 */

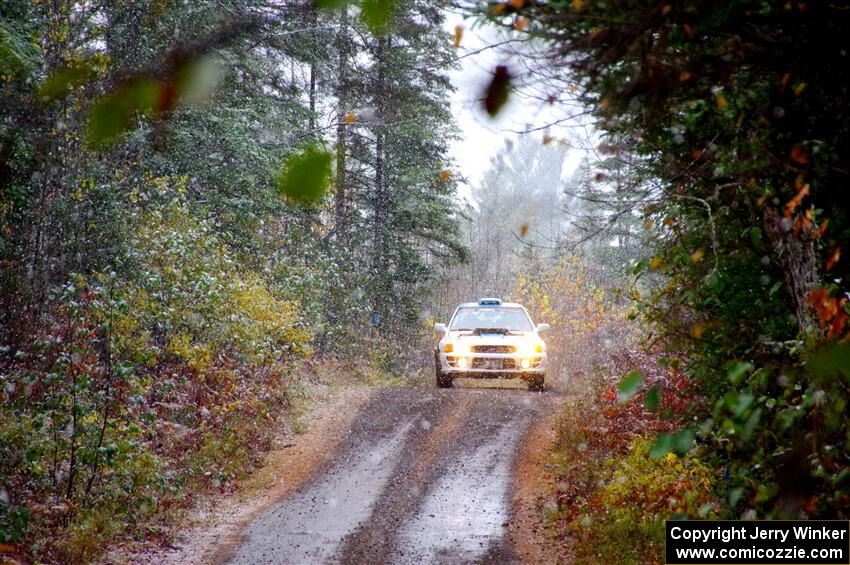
xmin=790 ymin=144 xmax=811 ymax=165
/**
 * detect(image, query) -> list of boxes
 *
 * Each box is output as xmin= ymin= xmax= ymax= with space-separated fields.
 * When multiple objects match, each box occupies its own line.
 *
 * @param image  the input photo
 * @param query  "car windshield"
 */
xmin=449 ymin=306 xmax=533 ymax=332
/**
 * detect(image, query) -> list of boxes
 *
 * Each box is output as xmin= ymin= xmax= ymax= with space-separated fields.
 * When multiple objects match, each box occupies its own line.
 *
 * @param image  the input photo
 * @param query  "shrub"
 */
xmin=570 ymin=438 xmax=718 ymax=565
xmin=0 ymin=178 xmax=312 ymax=563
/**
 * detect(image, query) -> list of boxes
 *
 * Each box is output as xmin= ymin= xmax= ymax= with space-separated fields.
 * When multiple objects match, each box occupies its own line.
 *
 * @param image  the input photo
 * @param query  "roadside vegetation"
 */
xmin=466 ymin=1 xmax=849 ymax=562
xmin=1 ymin=1 xmax=461 ymax=562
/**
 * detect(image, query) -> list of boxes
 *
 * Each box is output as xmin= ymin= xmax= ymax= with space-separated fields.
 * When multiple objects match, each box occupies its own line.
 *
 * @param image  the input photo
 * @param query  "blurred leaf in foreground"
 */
xmin=651 ymin=429 xmax=694 ymax=458
xmin=276 ymin=143 xmax=334 ymax=206
xmin=807 ymin=342 xmax=850 ymax=380
xmin=483 ymin=65 xmax=511 ymax=116
xmin=360 ymin=0 xmax=397 ymax=34
xmin=86 ymin=78 xmax=159 ymax=149
xmin=726 ymin=361 xmax=753 ymax=385
xmin=617 ymin=370 xmax=644 ymax=402
xmin=85 ymin=56 xmax=224 ymax=149
xmin=644 ymin=384 xmax=662 ymax=412
xmin=38 ymin=61 xmax=96 ymax=102
xmin=313 ymin=0 xmax=352 ymax=9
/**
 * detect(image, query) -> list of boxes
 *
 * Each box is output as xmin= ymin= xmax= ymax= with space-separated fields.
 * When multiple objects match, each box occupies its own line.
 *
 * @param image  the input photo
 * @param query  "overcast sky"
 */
xmin=442 ymin=12 xmax=588 ymax=205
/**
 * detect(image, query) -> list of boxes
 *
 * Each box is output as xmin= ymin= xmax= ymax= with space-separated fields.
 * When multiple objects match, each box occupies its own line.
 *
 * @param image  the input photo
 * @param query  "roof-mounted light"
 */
xmin=478 ymin=297 xmax=502 ymax=306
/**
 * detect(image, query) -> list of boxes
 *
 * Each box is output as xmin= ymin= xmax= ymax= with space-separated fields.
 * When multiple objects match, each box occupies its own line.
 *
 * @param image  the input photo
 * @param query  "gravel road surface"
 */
xmin=225 ymin=386 xmax=556 ymax=565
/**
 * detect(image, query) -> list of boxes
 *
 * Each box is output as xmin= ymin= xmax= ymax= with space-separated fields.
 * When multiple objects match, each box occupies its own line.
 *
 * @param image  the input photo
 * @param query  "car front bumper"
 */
xmin=438 ymin=352 xmax=546 ymax=377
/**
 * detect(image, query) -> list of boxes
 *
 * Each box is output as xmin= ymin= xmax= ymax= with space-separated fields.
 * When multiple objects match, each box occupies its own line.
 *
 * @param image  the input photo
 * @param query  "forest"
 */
xmin=1 ymin=1 xmax=849 ymax=564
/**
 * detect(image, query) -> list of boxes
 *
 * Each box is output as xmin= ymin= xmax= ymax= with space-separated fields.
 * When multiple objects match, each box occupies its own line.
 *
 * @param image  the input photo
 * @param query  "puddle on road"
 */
xmin=392 ymin=423 xmax=523 ymax=565
xmin=227 ymin=420 xmax=415 ymax=565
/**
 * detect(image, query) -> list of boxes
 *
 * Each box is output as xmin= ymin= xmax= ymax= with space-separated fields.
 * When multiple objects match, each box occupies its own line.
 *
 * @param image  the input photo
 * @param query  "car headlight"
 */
xmin=444 ymin=342 xmax=470 ymax=355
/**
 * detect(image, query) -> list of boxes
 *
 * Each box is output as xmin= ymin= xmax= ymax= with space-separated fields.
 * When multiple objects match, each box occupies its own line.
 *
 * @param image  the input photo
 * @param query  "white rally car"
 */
xmin=434 ymin=298 xmax=550 ymax=391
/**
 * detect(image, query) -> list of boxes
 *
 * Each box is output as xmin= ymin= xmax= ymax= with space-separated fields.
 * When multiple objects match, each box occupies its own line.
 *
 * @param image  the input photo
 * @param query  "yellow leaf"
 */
xmin=542 ymin=134 xmax=554 ymax=145
xmin=679 ymin=70 xmax=691 ymax=82
xmin=572 ymin=0 xmax=583 ymax=10
xmin=794 ymin=82 xmax=807 ymax=96
xmin=692 ymin=322 xmax=705 ymax=339
xmin=439 ymin=169 xmax=451 ymax=183
xmin=454 ymin=25 xmax=463 ymax=49
xmin=715 ymin=93 xmax=727 ymax=109
xmin=518 ymin=223 xmax=529 ymax=238
xmin=493 ymin=3 xmax=506 ymax=15
xmin=649 ymin=256 xmax=663 ymax=270
xmin=344 ymin=112 xmax=356 ymax=124
xmin=691 ymin=249 xmax=705 ymax=263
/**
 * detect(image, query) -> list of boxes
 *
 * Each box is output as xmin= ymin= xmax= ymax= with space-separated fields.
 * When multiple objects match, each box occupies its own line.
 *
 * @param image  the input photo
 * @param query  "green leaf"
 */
xmin=644 ymin=384 xmax=662 ymax=412
xmin=651 ymin=429 xmax=694 ymax=458
xmin=697 ymin=502 xmax=714 ymax=517
xmin=726 ymin=361 xmax=753 ymax=385
xmin=728 ymin=487 xmax=744 ymax=508
xmin=38 ymin=62 xmax=95 ymax=102
xmin=86 ymin=78 xmax=159 ymax=149
xmin=807 ymin=342 xmax=850 ymax=380
xmin=732 ymin=391 xmax=754 ymax=418
xmin=742 ymin=407 xmax=762 ymax=441
xmin=176 ymin=57 xmax=224 ymax=104
xmin=617 ymin=370 xmax=644 ymax=403
xmin=671 ymin=429 xmax=694 ymax=455
xmin=360 ymin=0 xmax=397 ymax=34
xmin=275 ymin=143 xmax=334 ymax=206
xmin=650 ymin=432 xmax=673 ymax=458
xmin=314 ymin=0 xmax=353 ymax=9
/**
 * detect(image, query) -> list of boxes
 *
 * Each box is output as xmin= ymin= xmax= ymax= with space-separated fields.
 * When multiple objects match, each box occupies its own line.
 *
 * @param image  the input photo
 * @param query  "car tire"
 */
xmin=435 ymin=350 xmax=452 ymax=388
xmin=527 ymin=374 xmax=545 ymax=392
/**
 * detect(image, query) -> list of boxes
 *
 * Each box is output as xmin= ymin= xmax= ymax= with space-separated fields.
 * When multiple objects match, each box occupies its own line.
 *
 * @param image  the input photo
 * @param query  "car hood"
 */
xmin=446 ymin=331 xmax=537 ymax=345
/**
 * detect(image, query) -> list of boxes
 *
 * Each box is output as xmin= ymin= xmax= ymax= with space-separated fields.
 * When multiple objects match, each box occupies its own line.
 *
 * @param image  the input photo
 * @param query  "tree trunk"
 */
xmin=372 ymin=36 xmax=390 ymax=318
xmin=334 ymin=7 xmax=349 ymax=236
xmin=763 ymin=207 xmax=820 ymax=334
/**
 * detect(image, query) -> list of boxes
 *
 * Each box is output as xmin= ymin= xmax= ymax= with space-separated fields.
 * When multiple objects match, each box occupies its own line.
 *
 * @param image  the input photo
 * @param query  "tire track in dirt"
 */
xmin=227 ymin=387 xmax=565 ymax=565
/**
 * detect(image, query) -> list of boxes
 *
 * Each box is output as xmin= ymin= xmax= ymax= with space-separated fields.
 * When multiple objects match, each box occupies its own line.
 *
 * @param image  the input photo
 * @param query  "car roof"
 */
xmin=456 ymin=302 xmax=524 ymax=309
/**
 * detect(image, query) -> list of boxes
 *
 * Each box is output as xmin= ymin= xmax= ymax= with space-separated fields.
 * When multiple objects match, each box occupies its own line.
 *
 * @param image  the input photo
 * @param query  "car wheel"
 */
xmin=527 ymin=374 xmax=545 ymax=392
xmin=435 ymin=350 xmax=452 ymax=388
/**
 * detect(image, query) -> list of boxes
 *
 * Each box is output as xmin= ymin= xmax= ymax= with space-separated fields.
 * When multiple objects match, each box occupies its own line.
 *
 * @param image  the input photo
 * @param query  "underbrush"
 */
xmin=545 ymin=349 xmax=719 ymax=565
xmin=0 ymin=182 xmax=313 ymax=564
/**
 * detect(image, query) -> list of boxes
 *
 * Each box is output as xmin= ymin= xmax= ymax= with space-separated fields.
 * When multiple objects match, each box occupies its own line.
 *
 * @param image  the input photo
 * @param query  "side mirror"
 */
xmin=434 ymin=323 xmax=447 ymax=336
xmin=536 ymin=323 xmax=551 ymax=333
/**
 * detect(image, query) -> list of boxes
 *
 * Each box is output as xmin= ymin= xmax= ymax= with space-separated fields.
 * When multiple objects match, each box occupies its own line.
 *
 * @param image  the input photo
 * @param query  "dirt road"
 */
xmin=221 ymin=386 xmax=561 ymax=565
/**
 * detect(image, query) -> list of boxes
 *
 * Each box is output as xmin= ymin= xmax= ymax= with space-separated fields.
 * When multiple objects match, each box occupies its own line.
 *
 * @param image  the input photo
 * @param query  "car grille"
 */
xmin=470 ymin=345 xmax=516 ymax=353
